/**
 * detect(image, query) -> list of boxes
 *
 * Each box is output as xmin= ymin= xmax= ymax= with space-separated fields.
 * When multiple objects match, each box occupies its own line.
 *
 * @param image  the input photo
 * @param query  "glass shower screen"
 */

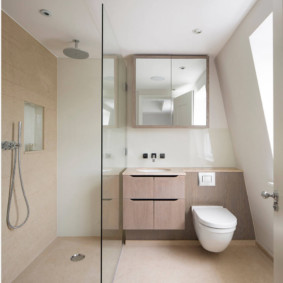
xmin=101 ymin=5 xmax=127 ymax=283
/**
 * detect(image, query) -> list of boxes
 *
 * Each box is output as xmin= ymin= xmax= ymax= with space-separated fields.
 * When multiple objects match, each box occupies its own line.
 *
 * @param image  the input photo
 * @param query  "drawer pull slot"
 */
xmin=130 ymin=198 xmax=178 ymax=201
xmin=130 ymin=175 xmax=178 ymax=177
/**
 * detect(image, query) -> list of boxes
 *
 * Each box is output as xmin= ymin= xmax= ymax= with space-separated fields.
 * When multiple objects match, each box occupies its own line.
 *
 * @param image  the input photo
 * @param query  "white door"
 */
xmin=173 ymin=91 xmax=193 ymax=126
xmin=274 ymin=0 xmax=283 ymax=281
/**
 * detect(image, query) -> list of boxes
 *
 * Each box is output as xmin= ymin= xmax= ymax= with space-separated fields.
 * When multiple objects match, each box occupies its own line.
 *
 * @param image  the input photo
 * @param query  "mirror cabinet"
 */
xmin=133 ymin=55 xmax=209 ymax=128
xmin=103 ymin=55 xmax=118 ymax=127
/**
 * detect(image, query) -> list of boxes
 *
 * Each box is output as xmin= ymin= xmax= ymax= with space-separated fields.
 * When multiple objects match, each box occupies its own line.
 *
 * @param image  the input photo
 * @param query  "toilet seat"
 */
xmin=196 ymin=221 xmax=236 ymax=234
xmin=192 ymin=206 xmax=237 ymax=229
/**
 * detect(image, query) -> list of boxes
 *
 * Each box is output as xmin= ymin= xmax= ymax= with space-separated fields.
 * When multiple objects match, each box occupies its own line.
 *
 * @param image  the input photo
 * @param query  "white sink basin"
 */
xmin=137 ymin=168 xmax=170 ymax=173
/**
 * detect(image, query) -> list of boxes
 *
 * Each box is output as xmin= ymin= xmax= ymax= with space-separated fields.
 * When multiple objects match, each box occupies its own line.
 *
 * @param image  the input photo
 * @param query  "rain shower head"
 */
xmin=63 ymin=39 xmax=89 ymax=59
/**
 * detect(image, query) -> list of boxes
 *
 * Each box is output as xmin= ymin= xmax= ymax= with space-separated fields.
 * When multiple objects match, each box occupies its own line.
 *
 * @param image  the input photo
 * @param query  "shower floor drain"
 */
xmin=70 ymin=253 xmax=85 ymax=262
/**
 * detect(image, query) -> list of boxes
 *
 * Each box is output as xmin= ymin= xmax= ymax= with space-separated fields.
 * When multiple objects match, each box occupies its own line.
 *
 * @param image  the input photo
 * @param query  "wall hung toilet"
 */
xmin=192 ymin=206 xmax=237 ymax=253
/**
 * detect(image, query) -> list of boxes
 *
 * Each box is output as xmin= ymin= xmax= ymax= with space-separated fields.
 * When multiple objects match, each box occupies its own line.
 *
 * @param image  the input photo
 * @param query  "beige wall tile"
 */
xmin=1 ymin=12 xmax=57 ymax=283
xmin=2 ymin=80 xmax=57 ymax=110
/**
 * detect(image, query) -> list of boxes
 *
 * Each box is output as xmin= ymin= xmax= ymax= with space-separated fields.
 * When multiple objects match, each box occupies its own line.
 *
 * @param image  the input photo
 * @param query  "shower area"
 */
xmin=1 ymin=3 xmax=126 ymax=283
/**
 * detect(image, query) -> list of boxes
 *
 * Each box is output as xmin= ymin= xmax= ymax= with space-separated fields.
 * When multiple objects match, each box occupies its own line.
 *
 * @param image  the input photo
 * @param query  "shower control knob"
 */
xmin=1 ymin=141 xmax=18 ymax=150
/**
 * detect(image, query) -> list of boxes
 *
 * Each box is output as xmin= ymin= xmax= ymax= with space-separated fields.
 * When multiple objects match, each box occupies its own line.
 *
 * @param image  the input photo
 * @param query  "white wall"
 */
xmin=273 ymin=0 xmax=283 ymax=279
xmin=57 ymin=58 xmax=101 ymax=236
xmin=126 ymin=56 xmax=236 ymax=168
xmin=216 ymin=0 xmax=273 ymax=255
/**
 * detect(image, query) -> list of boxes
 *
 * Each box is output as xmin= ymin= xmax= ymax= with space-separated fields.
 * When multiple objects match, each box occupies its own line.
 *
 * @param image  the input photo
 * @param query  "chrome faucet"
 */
xmin=151 ymin=153 xmax=157 ymax=162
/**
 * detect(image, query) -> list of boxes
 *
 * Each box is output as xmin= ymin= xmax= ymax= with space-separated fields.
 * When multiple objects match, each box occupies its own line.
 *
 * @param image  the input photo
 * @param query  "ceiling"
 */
xmin=2 ymin=0 xmax=257 ymax=58
xmin=2 ymin=0 xmax=102 ymax=58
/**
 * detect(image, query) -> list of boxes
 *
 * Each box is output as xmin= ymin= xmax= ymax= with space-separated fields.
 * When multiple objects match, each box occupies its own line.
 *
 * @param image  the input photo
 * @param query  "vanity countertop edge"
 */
xmin=123 ymin=167 xmax=243 ymax=176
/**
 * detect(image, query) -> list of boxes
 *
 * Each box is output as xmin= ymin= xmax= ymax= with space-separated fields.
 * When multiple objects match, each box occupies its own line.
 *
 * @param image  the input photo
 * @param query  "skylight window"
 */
xmin=249 ymin=13 xmax=273 ymax=155
xmin=193 ymin=85 xmax=206 ymax=126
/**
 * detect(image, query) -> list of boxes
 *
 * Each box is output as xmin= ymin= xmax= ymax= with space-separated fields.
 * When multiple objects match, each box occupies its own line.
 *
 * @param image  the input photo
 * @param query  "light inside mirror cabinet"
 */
xmin=24 ymin=102 xmax=44 ymax=152
xmin=134 ymin=55 xmax=208 ymax=128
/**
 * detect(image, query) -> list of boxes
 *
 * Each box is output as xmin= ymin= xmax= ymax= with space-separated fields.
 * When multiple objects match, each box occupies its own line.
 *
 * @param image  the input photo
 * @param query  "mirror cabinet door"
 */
xmin=134 ymin=55 xmax=209 ymax=128
xmin=136 ymin=57 xmax=172 ymax=126
xmin=103 ymin=56 xmax=118 ymax=127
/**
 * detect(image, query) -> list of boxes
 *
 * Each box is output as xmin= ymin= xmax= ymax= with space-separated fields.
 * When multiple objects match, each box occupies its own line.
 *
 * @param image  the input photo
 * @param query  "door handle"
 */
xmin=261 ymin=191 xmax=278 ymax=199
xmin=261 ymin=191 xmax=279 ymax=211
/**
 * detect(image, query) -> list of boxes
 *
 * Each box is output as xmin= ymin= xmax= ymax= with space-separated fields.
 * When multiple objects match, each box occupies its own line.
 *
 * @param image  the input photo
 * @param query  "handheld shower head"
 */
xmin=63 ymin=39 xmax=89 ymax=59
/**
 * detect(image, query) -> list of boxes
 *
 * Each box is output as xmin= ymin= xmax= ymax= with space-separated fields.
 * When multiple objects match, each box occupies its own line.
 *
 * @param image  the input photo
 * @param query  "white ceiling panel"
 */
xmin=2 ymin=0 xmax=257 ymax=58
xmin=2 ymin=0 xmax=102 ymax=58
xmin=103 ymin=0 xmax=257 ymax=56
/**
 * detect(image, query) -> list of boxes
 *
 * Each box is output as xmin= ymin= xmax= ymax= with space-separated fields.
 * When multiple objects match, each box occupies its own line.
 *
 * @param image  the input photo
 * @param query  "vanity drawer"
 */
xmin=103 ymin=198 xmax=119 ymax=230
xmin=123 ymin=176 xmax=154 ymax=198
xmin=123 ymin=199 xmax=154 ymax=229
xmin=154 ymin=176 xmax=185 ymax=198
xmin=154 ymin=199 xmax=185 ymax=230
xmin=103 ymin=175 xmax=119 ymax=199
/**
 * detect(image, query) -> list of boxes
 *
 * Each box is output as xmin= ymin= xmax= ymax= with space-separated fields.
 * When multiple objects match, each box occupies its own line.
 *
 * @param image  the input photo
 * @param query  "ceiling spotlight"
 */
xmin=39 ymin=9 xmax=52 ymax=17
xmin=179 ymin=66 xmax=186 ymax=70
xmin=193 ymin=28 xmax=202 ymax=34
xmin=150 ymin=76 xmax=165 ymax=81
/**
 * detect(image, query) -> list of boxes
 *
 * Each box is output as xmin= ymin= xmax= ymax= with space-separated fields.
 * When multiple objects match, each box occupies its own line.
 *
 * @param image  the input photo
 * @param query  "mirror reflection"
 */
xmin=103 ymin=56 xmax=117 ymax=126
xmin=135 ymin=56 xmax=208 ymax=127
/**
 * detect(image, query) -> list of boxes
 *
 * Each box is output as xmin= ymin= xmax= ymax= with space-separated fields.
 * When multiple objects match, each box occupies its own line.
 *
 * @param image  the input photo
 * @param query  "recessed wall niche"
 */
xmin=24 ymin=102 xmax=44 ymax=152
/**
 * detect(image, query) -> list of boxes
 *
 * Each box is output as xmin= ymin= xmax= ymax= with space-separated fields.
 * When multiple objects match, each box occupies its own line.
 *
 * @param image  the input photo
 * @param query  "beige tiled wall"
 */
xmin=1 ymin=12 xmax=57 ymax=283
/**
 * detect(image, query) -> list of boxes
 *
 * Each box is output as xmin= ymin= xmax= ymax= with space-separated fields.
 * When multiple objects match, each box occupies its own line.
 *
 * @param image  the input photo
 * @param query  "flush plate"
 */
xmin=198 ymin=172 xmax=215 ymax=186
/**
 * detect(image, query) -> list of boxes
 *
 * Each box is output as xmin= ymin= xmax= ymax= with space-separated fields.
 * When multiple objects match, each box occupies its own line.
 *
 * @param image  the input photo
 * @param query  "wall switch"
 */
xmin=160 ymin=153 xmax=165 ymax=159
xmin=143 ymin=153 xmax=148 ymax=159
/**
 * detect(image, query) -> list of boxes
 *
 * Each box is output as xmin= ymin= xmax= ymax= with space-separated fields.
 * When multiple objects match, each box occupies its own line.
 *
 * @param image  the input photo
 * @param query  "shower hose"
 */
xmin=6 ymin=122 xmax=30 ymax=229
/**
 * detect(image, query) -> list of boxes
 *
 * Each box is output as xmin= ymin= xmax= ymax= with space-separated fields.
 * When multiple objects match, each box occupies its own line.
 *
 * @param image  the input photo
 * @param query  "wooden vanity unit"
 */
xmin=124 ymin=168 xmax=255 ymax=241
xmin=123 ymin=169 xmax=186 ymax=230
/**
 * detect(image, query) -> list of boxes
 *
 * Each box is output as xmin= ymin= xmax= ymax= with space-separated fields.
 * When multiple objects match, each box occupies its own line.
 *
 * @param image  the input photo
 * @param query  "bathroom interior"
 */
xmin=1 ymin=0 xmax=283 ymax=282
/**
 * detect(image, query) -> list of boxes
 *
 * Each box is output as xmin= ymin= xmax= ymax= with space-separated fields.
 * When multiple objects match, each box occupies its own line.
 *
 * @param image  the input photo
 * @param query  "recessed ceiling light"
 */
xmin=150 ymin=76 xmax=165 ymax=81
xmin=193 ymin=28 xmax=202 ymax=34
xmin=179 ymin=66 xmax=186 ymax=70
xmin=39 ymin=9 xmax=52 ymax=17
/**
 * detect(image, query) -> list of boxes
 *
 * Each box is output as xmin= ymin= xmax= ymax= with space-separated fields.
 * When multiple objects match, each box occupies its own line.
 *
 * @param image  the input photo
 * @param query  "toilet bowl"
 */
xmin=192 ymin=206 xmax=237 ymax=253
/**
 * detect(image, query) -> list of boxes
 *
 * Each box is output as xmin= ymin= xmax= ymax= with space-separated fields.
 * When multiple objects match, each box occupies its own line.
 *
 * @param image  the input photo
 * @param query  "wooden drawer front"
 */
xmin=154 ymin=199 xmax=185 ymax=230
xmin=123 ymin=199 xmax=154 ymax=229
xmin=123 ymin=176 xmax=154 ymax=198
xmin=103 ymin=175 xmax=119 ymax=199
xmin=103 ymin=198 xmax=119 ymax=230
xmin=154 ymin=176 xmax=185 ymax=198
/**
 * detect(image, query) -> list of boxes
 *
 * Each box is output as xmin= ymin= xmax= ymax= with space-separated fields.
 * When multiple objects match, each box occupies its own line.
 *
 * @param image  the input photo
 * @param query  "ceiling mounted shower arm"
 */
xmin=73 ymin=39 xmax=79 ymax=49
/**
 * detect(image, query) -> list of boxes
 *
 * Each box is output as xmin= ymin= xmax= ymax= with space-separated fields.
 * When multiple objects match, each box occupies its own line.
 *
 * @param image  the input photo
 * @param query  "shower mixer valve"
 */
xmin=1 ymin=141 xmax=20 ymax=150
